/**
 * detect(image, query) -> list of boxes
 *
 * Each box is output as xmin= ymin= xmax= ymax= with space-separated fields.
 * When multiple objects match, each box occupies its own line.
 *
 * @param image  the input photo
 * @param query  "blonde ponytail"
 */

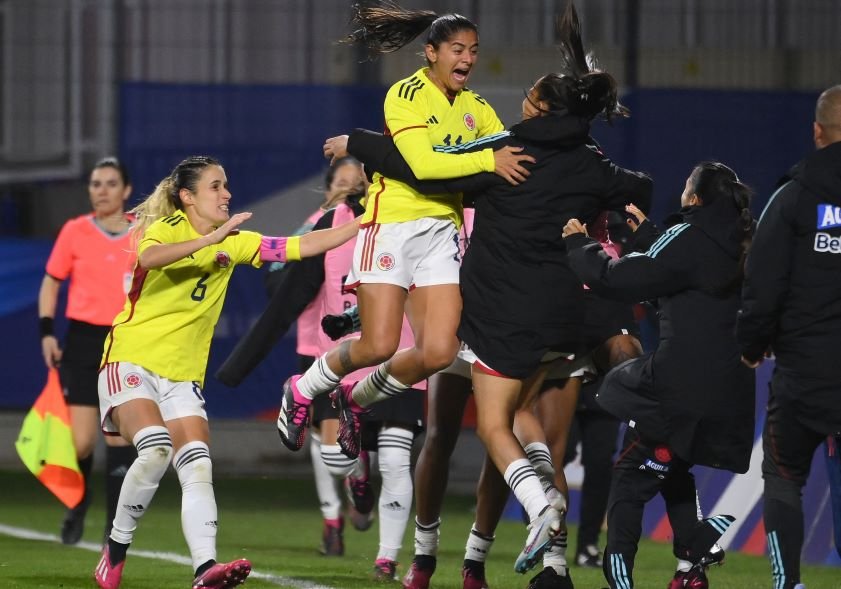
xmin=129 ymin=176 xmax=179 ymax=247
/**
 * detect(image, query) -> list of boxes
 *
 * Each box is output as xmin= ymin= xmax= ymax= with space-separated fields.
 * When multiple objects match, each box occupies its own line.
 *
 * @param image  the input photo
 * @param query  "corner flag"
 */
xmin=15 ymin=368 xmax=84 ymax=508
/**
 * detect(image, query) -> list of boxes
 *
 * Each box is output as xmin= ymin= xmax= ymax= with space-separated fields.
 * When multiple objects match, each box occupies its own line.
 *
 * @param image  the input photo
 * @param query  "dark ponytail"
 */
xmin=343 ymin=1 xmax=476 ymax=60
xmin=533 ymin=1 xmax=627 ymax=122
xmin=690 ymin=161 xmax=755 ymax=282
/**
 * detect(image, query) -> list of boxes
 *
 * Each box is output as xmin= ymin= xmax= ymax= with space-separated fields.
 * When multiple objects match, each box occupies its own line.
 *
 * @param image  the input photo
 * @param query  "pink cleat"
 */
xmin=277 ymin=376 xmax=311 ymax=451
xmin=462 ymin=563 xmax=489 ymax=589
xmin=402 ymin=561 xmax=435 ymax=589
xmin=192 ymin=559 xmax=252 ymax=589
xmin=331 ymin=384 xmax=367 ymax=459
xmin=94 ymin=545 xmax=125 ymax=589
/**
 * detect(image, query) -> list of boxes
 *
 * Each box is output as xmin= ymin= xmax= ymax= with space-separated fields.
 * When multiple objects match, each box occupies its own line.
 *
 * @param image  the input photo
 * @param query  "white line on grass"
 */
xmin=0 ymin=523 xmax=338 ymax=589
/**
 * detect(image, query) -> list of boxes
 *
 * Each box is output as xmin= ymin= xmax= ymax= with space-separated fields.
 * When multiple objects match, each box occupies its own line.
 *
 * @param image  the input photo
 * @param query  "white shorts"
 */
xmin=545 ymin=352 xmax=597 ymax=382
xmin=345 ymin=218 xmax=461 ymax=291
xmin=438 ymin=342 xmax=575 ymax=381
xmin=98 ymin=362 xmax=207 ymax=435
xmin=437 ymin=342 xmax=476 ymax=380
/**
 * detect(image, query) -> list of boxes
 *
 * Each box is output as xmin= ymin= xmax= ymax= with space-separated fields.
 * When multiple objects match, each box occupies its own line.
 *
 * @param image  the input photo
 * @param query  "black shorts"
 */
xmin=59 ymin=320 xmax=111 ymax=407
xmin=310 ymin=385 xmax=426 ymax=444
xmin=361 ymin=387 xmax=426 ymax=450
xmin=580 ymin=290 xmax=639 ymax=351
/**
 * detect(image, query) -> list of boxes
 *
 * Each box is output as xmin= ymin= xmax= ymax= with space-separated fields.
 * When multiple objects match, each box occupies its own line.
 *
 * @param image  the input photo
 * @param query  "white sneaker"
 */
xmin=514 ymin=506 xmax=562 ymax=574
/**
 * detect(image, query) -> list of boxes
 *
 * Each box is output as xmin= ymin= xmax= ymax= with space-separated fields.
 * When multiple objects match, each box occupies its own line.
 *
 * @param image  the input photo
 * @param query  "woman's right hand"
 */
xmin=492 ymin=146 xmax=535 ymax=185
xmin=625 ymin=203 xmax=647 ymax=232
xmin=41 ymin=336 xmax=62 ymax=369
xmin=324 ymin=135 xmax=350 ymax=164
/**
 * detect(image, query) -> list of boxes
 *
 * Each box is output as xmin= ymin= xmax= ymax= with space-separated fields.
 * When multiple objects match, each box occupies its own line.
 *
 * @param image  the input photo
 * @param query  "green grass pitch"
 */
xmin=0 ymin=470 xmax=837 ymax=588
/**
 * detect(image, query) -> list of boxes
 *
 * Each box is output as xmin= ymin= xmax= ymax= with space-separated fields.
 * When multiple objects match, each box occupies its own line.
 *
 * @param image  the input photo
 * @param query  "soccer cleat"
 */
xmin=331 ymin=383 xmax=367 ymax=459
xmin=667 ymin=568 xmax=708 ymax=589
xmin=526 ymin=566 xmax=575 ymax=589
xmin=94 ymin=545 xmax=125 ymax=589
xmin=515 ymin=506 xmax=562 ymax=574
xmin=345 ymin=450 xmax=376 ymax=530
xmin=372 ymin=558 xmax=399 ymax=582
xmin=319 ymin=519 xmax=344 ymax=556
xmin=192 ymin=559 xmax=251 ymax=589
xmin=575 ymin=544 xmax=603 ymax=568
xmin=277 ymin=376 xmax=311 ymax=451
xmin=402 ymin=559 xmax=435 ymax=589
xmin=61 ymin=494 xmax=91 ymax=545
xmin=461 ymin=561 xmax=489 ymax=589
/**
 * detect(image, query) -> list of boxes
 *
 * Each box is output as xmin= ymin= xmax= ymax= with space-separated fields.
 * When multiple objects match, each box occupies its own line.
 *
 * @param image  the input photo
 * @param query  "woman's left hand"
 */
xmin=562 ymin=218 xmax=588 ymax=238
xmin=323 ymin=135 xmax=350 ymax=164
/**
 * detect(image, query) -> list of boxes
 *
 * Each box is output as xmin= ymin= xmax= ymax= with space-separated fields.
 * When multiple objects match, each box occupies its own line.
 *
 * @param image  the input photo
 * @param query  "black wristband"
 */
xmin=39 ymin=317 xmax=55 ymax=338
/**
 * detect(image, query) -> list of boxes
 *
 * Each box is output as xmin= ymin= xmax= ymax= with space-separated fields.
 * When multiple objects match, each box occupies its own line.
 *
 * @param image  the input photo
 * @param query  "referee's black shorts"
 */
xmin=59 ymin=320 xmax=111 ymax=407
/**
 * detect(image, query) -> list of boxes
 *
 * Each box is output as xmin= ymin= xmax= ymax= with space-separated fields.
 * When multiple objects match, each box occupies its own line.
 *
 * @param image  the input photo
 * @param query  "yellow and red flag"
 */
xmin=15 ymin=369 xmax=84 ymax=508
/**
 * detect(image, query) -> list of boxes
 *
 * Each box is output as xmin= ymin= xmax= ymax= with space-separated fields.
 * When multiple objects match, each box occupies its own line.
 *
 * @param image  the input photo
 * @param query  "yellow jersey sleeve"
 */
xmin=386 ymin=83 xmax=495 ymax=180
xmin=225 ymin=230 xmax=262 ymax=267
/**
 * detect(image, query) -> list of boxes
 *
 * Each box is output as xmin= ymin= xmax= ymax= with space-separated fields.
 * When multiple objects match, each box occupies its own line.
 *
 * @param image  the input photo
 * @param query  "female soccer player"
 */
xmin=564 ymin=162 xmax=755 ymax=589
xmin=216 ymin=158 xmax=425 ymax=580
xmin=277 ymin=1 xmax=533 ymax=460
xmin=39 ymin=157 xmax=137 ymax=544
xmin=93 ymin=155 xmax=359 ymax=589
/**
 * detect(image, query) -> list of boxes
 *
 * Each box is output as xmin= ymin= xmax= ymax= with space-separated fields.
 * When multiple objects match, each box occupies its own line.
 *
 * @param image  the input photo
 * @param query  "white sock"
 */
xmin=110 ymin=426 xmax=173 ymax=545
xmin=524 ymin=442 xmax=555 ymax=491
xmin=310 ymin=432 xmax=342 ymax=520
xmin=676 ymin=559 xmax=693 ymax=573
xmin=320 ymin=443 xmax=359 ymax=478
xmin=297 ymin=355 xmax=341 ymax=399
xmin=352 ymin=364 xmax=410 ymax=408
xmin=414 ymin=517 xmax=441 ymax=557
xmin=376 ymin=426 xmax=414 ymax=562
xmin=174 ymin=441 xmax=217 ymax=570
xmin=543 ymin=529 xmax=569 ymax=572
xmin=503 ymin=458 xmax=550 ymax=522
xmin=464 ymin=525 xmax=495 ymax=563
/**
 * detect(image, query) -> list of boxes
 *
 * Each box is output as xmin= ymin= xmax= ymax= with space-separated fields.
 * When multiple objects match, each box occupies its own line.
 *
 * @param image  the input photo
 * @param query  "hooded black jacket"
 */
xmin=347 ymin=113 xmax=652 ymax=377
xmin=737 ymin=141 xmax=841 ymax=430
xmin=565 ymin=196 xmax=755 ymax=473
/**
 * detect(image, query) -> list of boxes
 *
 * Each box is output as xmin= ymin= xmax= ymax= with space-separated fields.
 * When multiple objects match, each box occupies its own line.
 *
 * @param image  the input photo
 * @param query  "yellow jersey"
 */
xmin=102 ymin=210 xmax=262 ymax=385
xmin=361 ymin=67 xmax=504 ymax=228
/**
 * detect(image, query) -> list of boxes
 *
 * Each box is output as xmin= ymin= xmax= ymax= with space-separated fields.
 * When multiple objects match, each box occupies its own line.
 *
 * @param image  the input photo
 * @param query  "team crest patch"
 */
xmin=215 ymin=251 xmax=231 ymax=268
xmin=654 ymin=445 xmax=673 ymax=463
xmin=463 ymin=113 xmax=476 ymax=131
xmin=376 ymin=253 xmax=396 ymax=271
xmin=124 ymin=373 xmax=143 ymax=388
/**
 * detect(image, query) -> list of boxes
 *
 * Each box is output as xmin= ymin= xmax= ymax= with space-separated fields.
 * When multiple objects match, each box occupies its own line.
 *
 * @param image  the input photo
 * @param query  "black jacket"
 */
xmin=348 ymin=114 xmax=652 ymax=377
xmin=215 ymin=199 xmax=364 ymax=387
xmin=737 ymin=141 xmax=841 ymax=429
xmin=566 ymin=196 xmax=755 ymax=473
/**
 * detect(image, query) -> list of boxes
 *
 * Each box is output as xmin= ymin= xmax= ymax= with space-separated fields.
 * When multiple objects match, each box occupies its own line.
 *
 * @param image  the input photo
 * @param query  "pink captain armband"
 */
xmin=260 ymin=235 xmax=301 ymax=263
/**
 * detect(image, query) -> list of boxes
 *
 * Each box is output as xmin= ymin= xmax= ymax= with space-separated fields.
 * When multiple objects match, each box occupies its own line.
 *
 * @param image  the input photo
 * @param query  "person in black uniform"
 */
xmin=326 ymin=4 xmax=652 ymax=580
xmin=737 ymin=84 xmax=841 ymax=589
xmin=563 ymin=161 xmax=755 ymax=589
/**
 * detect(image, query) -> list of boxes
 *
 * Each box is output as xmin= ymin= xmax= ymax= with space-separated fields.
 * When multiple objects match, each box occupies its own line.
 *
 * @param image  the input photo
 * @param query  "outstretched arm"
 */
xmin=139 ymin=212 xmax=253 ymax=269
xmin=260 ymin=218 xmax=360 ymax=264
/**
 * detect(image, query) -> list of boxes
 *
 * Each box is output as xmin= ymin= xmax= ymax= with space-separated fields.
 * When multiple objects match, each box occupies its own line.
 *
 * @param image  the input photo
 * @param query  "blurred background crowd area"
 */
xmin=1 ymin=0 xmax=839 ymax=237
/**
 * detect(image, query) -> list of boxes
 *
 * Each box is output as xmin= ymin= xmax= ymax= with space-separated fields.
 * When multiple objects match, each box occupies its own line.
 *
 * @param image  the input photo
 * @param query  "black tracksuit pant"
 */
xmin=762 ymin=377 xmax=837 ymax=589
xmin=603 ymin=430 xmax=699 ymax=589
